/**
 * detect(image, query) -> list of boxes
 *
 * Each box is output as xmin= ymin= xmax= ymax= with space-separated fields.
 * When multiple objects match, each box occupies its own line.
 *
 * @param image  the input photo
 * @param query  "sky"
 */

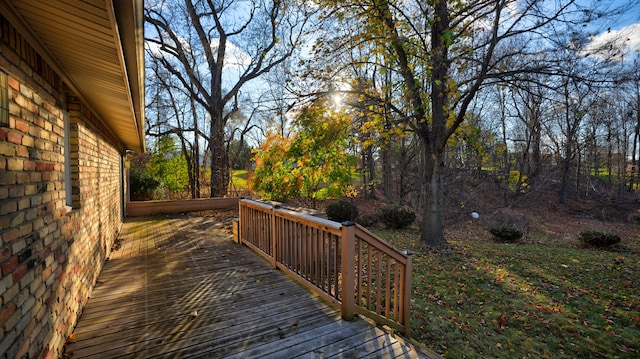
xmin=585 ymin=23 xmax=640 ymax=60
xmin=581 ymin=0 xmax=640 ymax=61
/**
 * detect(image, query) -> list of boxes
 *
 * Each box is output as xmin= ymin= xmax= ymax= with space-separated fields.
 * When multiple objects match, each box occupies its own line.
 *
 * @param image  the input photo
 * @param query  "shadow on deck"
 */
xmin=65 ymin=215 xmax=432 ymax=358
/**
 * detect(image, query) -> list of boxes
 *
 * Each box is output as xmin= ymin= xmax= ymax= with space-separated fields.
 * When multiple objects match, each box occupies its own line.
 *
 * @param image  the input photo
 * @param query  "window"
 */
xmin=64 ymin=111 xmax=72 ymax=207
xmin=0 ymin=71 xmax=8 ymax=127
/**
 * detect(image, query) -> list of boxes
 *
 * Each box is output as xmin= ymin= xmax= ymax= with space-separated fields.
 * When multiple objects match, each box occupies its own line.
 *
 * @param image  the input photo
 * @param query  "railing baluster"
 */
xmin=334 ymin=233 xmax=339 ymax=299
xmin=376 ymin=249 xmax=382 ymax=316
xmin=393 ymin=262 xmax=403 ymax=321
xmin=385 ymin=259 xmax=391 ymax=317
xmin=366 ymin=243 xmax=372 ymax=311
xmin=356 ymin=238 xmax=361 ymax=307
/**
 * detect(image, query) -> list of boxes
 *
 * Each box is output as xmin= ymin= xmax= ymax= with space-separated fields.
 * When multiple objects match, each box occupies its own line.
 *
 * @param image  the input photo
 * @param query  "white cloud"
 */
xmin=583 ymin=23 xmax=640 ymax=61
xmin=210 ymin=39 xmax=252 ymax=72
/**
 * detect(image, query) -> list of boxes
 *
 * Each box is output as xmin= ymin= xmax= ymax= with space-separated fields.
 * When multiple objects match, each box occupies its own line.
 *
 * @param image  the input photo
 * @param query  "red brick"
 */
xmin=12 ymin=263 xmax=28 ymax=282
xmin=39 ymin=247 xmax=51 ymax=260
xmin=2 ymin=228 xmax=19 ymax=242
xmin=42 ymin=265 xmax=52 ymax=281
xmin=0 ymin=247 xmax=11 ymax=261
xmin=14 ymin=120 xmax=29 ymax=134
xmin=35 ymin=162 xmax=48 ymax=171
xmin=7 ymin=76 xmax=19 ymax=90
xmin=0 ymin=128 xmax=6 ymax=140
xmin=7 ymin=131 xmax=22 ymax=144
xmin=2 ymin=256 xmax=18 ymax=276
xmin=15 ymin=146 xmax=28 ymax=157
xmin=23 ymin=160 xmax=36 ymax=171
xmin=0 ymin=303 xmax=17 ymax=324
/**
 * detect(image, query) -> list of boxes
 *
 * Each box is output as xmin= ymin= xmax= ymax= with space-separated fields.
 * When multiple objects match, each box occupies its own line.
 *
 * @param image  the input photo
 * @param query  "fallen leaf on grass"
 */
xmin=498 ymin=314 xmax=508 ymax=327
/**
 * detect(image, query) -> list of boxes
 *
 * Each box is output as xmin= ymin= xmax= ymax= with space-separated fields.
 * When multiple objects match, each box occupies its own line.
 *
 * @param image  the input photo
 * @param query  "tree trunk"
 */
xmin=417 ymin=0 xmax=449 ymax=247
xmin=631 ymin=124 xmax=639 ymax=191
xmin=191 ymin=97 xmax=200 ymax=198
xmin=632 ymin=81 xmax=640 ymax=191
xmin=531 ymin=116 xmax=542 ymax=180
xmin=420 ymin=142 xmax=445 ymax=247
xmin=361 ymin=151 xmax=367 ymax=193
xmin=382 ymin=144 xmax=394 ymax=202
xmin=367 ymin=145 xmax=376 ymax=199
xmin=560 ymin=142 xmax=572 ymax=204
xmin=576 ymin=144 xmax=582 ymax=199
xmin=209 ymin=118 xmax=229 ymax=197
xmin=499 ymin=90 xmax=510 ymax=206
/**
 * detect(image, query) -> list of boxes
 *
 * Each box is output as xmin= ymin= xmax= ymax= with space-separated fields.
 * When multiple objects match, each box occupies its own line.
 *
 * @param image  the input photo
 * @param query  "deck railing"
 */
xmin=238 ymin=199 xmax=412 ymax=336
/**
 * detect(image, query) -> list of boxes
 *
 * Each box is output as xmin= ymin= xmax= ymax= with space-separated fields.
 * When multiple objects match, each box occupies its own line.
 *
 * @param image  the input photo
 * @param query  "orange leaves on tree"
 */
xmin=250 ymin=99 xmax=355 ymax=204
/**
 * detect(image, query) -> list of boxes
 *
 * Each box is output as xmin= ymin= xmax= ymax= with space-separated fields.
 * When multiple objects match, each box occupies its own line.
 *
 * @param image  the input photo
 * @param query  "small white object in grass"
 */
xmin=471 ymin=212 xmax=479 ymax=219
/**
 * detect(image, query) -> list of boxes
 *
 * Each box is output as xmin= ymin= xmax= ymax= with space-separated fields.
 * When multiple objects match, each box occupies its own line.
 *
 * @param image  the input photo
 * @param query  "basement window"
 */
xmin=0 ymin=71 xmax=8 ymax=127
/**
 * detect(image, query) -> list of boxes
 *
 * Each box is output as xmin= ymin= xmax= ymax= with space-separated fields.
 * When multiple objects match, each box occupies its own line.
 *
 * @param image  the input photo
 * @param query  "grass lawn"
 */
xmin=377 ymin=230 xmax=640 ymax=358
xmin=230 ymin=169 xmax=249 ymax=189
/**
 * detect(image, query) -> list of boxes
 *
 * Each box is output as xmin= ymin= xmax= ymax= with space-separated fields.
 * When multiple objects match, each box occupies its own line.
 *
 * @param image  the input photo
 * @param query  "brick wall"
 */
xmin=1 ymin=16 xmax=125 ymax=359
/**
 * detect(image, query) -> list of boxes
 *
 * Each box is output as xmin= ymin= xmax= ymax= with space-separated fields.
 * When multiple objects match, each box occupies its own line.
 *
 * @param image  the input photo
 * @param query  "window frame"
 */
xmin=0 ymin=71 xmax=8 ymax=127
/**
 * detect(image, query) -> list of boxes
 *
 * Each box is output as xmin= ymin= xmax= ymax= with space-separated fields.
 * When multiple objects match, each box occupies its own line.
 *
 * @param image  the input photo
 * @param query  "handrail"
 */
xmin=238 ymin=199 xmax=412 ymax=336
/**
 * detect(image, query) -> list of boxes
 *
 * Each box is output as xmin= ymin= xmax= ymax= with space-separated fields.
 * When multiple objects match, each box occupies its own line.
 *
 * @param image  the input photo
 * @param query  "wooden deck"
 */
xmin=64 ymin=215 xmax=431 ymax=358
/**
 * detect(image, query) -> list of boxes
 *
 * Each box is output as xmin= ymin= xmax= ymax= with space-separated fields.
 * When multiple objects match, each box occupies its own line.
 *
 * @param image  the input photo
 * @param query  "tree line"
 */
xmin=141 ymin=0 xmax=640 ymax=246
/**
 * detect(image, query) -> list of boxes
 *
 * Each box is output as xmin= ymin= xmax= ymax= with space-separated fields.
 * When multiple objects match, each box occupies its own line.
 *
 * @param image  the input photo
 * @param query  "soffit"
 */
xmin=4 ymin=0 xmax=145 ymax=152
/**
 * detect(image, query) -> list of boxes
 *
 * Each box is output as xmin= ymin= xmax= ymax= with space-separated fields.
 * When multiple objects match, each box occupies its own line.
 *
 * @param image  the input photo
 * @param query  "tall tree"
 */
xmin=311 ymin=0 xmax=591 ymax=246
xmin=146 ymin=57 xmax=202 ymax=198
xmin=145 ymin=0 xmax=310 ymax=197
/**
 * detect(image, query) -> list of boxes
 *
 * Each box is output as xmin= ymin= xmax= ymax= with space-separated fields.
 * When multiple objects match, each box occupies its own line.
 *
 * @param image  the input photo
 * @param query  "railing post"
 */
xmin=232 ymin=218 xmax=240 ymax=243
xmin=403 ymin=250 xmax=414 ymax=337
xmin=270 ymin=205 xmax=279 ymax=269
xmin=341 ymin=221 xmax=356 ymax=321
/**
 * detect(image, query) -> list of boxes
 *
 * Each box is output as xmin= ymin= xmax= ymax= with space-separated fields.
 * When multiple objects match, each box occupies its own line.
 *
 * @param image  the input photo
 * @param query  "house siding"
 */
xmin=1 ymin=15 xmax=125 ymax=359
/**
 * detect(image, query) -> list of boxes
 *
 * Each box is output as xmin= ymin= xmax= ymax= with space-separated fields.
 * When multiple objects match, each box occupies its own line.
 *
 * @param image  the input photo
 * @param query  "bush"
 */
xmin=129 ymin=170 xmax=161 ymax=201
xmin=489 ymin=227 xmax=523 ymax=241
xmin=326 ymin=200 xmax=359 ymax=223
xmin=381 ymin=205 xmax=416 ymax=229
xmin=357 ymin=213 xmax=379 ymax=227
xmin=579 ymin=230 xmax=621 ymax=247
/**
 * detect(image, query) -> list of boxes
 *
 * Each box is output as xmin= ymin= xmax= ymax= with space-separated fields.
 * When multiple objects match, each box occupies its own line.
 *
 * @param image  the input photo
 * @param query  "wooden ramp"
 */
xmin=65 ymin=215 xmax=429 ymax=358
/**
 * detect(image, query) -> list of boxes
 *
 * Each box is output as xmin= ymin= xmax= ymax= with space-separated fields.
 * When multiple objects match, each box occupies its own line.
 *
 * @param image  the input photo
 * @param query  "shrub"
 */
xmin=381 ymin=205 xmax=416 ymax=229
xmin=326 ymin=200 xmax=359 ymax=223
xmin=579 ymin=230 xmax=621 ymax=247
xmin=357 ymin=213 xmax=379 ymax=227
xmin=489 ymin=227 xmax=523 ymax=241
xmin=129 ymin=170 xmax=161 ymax=201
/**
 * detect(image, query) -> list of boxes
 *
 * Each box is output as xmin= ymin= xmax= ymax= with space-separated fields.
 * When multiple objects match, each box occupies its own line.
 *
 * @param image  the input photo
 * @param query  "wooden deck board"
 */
xmin=65 ymin=215 xmax=430 ymax=359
